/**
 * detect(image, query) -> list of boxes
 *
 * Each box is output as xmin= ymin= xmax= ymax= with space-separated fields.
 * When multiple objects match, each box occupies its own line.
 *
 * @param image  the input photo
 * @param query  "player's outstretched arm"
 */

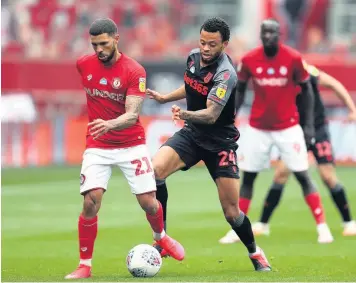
xmin=318 ymin=71 xmax=356 ymax=121
xmin=175 ymin=70 xmax=237 ymax=124
xmin=146 ymin=85 xmax=186 ymax=104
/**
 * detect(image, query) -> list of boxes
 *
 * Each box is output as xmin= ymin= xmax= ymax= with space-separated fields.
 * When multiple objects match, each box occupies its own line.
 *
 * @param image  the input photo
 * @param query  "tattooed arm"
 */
xmin=111 ymin=95 xmax=144 ymax=130
xmin=88 ymin=96 xmax=144 ymax=139
xmin=179 ymin=100 xmax=224 ymax=124
xmin=176 ymin=69 xmax=237 ymax=125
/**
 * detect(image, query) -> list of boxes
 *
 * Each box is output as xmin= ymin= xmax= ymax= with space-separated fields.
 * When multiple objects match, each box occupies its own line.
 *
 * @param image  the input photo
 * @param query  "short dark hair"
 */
xmin=89 ymin=18 xmax=118 ymax=36
xmin=200 ymin=17 xmax=230 ymax=42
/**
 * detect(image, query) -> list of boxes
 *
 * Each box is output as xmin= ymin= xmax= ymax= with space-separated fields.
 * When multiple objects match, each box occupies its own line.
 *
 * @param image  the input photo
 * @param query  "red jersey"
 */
xmin=238 ymin=44 xmax=309 ymax=130
xmin=77 ymin=53 xmax=147 ymax=149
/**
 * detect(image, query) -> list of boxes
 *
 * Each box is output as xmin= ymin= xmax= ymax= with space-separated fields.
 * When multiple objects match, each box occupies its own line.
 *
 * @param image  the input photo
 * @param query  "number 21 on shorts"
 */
xmin=131 ymin=157 xmax=153 ymax=176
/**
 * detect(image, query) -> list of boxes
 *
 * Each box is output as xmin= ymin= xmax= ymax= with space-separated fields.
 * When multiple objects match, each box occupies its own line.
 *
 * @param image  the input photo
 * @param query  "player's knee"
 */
xmin=137 ymin=192 xmax=158 ymax=215
xmin=223 ymin=205 xmax=240 ymax=226
xmin=240 ymin=172 xmax=257 ymax=199
xmin=153 ymin=163 xmax=169 ymax=180
xmin=274 ymin=169 xmax=290 ymax=184
xmin=242 ymin=172 xmax=257 ymax=187
xmin=294 ymin=171 xmax=317 ymax=195
xmin=82 ymin=189 xmax=103 ymax=217
xmin=321 ymin=175 xmax=337 ymax=189
xmin=319 ymin=166 xmax=338 ymax=189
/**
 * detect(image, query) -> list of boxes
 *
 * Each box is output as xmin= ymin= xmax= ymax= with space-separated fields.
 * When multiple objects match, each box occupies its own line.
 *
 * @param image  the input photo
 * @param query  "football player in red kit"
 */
xmin=219 ymin=19 xmax=333 ymax=245
xmin=65 ymin=18 xmax=184 ymax=280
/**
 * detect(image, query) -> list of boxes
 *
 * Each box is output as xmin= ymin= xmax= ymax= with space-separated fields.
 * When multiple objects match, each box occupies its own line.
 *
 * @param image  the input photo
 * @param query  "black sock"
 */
xmin=156 ymin=180 xmax=168 ymax=231
xmin=260 ymin=182 xmax=285 ymax=223
xmin=231 ymin=212 xmax=256 ymax=253
xmin=330 ymin=184 xmax=351 ymax=222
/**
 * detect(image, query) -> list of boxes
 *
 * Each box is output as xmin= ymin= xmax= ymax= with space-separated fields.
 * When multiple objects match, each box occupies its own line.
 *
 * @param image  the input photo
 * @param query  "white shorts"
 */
xmin=238 ymin=124 xmax=308 ymax=172
xmin=80 ymin=145 xmax=156 ymax=195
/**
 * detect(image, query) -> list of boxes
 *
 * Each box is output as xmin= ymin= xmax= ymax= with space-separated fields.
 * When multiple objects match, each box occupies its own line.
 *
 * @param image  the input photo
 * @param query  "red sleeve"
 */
xmin=127 ymin=65 xmax=146 ymax=97
xmin=294 ymin=54 xmax=309 ymax=84
xmin=237 ymin=56 xmax=250 ymax=82
xmin=76 ymin=59 xmax=82 ymax=75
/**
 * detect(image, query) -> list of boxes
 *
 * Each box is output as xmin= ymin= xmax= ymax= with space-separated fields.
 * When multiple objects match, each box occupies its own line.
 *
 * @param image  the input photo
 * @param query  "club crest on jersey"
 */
xmin=223 ymin=72 xmax=230 ymax=81
xmin=256 ymin=67 xmax=263 ymax=74
xmin=204 ymin=72 xmax=213 ymax=83
xmin=139 ymin=78 xmax=146 ymax=92
xmin=87 ymin=74 xmax=92 ymax=81
xmin=279 ymin=66 xmax=288 ymax=75
xmin=112 ymin=78 xmax=121 ymax=89
xmin=267 ymin=68 xmax=275 ymax=75
xmin=100 ymin=78 xmax=107 ymax=85
xmin=190 ymin=66 xmax=195 ymax=73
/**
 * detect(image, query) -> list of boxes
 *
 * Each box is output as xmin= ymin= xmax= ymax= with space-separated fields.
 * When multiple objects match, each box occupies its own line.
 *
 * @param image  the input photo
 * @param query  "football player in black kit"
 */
xmin=250 ymin=63 xmax=356 ymax=238
xmin=146 ymin=17 xmax=271 ymax=271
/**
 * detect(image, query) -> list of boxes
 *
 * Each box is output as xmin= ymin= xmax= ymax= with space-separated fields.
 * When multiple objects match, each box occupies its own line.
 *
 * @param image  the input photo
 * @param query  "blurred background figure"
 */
xmin=1 ymin=0 xmax=356 ymax=168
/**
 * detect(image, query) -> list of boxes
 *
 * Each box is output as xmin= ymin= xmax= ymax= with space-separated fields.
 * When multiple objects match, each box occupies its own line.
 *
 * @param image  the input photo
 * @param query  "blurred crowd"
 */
xmin=2 ymin=0 xmax=356 ymax=61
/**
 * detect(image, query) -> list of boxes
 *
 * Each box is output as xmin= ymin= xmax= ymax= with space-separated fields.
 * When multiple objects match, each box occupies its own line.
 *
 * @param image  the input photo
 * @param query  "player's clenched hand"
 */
xmin=146 ymin=89 xmax=165 ymax=104
xmin=88 ymin=119 xmax=115 ymax=140
xmin=171 ymin=105 xmax=181 ymax=124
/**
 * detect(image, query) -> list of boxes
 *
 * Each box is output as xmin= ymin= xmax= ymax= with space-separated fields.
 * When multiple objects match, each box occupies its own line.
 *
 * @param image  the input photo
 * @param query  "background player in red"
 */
xmin=219 ymin=19 xmax=333 ymax=245
xmin=65 ymin=18 xmax=184 ymax=280
xmin=251 ymin=64 xmax=356 ymax=237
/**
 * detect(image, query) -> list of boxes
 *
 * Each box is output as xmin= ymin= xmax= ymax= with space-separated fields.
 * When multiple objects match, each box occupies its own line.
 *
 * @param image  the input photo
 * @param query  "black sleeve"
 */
xmin=235 ymin=81 xmax=247 ymax=113
xmin=298 ymin=80 xmax=314 ymax=127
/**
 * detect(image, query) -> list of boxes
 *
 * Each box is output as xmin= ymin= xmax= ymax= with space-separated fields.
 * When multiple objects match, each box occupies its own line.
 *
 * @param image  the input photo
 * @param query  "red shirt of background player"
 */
xmin=77 ymin=53 xmax=147 ymax=149
xmin=238 ymin=43 xmax=309 ymax=130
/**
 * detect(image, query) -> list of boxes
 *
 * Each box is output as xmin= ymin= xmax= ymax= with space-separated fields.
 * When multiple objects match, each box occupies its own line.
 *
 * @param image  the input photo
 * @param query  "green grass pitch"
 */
xmin=2 ymin=166 xmax=356 ymax=281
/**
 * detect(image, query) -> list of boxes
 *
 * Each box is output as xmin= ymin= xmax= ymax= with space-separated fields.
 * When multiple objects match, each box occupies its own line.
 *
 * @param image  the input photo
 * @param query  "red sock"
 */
xmin=78 ymin=214 xmax=98 ymax=260
xmin=146 ymin=201 xmax=164 ymax=233
xmin=239 ymin=197 xmax=251 ymax=214
xmin=305 ymin=192 xmax=325 ymax=224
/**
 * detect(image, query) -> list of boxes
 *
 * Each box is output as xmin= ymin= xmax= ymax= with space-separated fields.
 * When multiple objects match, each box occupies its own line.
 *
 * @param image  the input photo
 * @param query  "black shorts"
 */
xmin=308 ymin=124 xmax=335 ymax=165
xmin=163 ymin=128 xmax=239 ymax=180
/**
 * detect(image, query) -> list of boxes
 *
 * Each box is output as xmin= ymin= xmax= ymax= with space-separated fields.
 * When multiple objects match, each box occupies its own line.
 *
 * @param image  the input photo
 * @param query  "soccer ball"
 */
xmin=126 ymin=244 xmax=162 ymax=277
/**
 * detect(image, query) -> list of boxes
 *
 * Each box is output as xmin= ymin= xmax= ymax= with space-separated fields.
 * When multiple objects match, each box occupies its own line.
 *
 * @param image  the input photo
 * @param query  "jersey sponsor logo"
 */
xmin=112 ymin=78 xmax=121 ymax=89
xmin=216 ymin=84 xmax=227 ymax=98
xmin=254 ymin=77 xmax=288 ymax=86
xmin=204 ymin=72 xmax=213 ymax=83
xmin=139 ymin=78 xmax=146 ymax=92
xmin=279 ymin=66 xmax=288 ymax=75
xmin=84 ymin=87 xmax=125 ymax=102
xmin=99 ymin=78 xmax=107 ymax=85
xmin=184 ymin=72 xmax=209 ymax=95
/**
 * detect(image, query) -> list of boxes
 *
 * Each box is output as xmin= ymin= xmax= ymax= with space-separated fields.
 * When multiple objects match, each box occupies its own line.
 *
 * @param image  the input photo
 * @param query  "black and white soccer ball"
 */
xmin=126 ymin=244 xmax=162 ymax=278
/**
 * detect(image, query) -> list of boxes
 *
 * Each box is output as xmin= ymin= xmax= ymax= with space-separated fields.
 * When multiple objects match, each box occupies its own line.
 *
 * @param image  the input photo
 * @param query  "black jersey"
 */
xmin=296 ymin=65 xmax=326 ymax=129
xmin=183 ymin=48 xmax=239 ymax=150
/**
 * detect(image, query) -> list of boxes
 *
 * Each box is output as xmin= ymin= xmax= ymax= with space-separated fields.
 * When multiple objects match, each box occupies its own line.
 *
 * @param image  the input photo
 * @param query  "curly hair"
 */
xmin=200 ymin=17 xmax=230 ymax=42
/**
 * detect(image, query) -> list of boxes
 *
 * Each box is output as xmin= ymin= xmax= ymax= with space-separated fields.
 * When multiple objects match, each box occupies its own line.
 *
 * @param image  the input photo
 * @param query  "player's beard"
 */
xmin=100 ymin=43 xmax=117 ymax=63
xmin=201 ymin=50 xmax=222 ymax=65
